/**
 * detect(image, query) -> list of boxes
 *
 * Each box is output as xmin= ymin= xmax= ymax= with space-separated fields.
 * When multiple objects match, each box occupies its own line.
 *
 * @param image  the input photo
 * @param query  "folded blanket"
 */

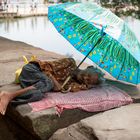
xmin=29 ymin=84 xmax=133 ymax=114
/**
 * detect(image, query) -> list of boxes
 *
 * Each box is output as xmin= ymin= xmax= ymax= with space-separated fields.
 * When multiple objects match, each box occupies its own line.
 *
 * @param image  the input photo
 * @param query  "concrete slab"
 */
xmin=1 ymin=84 xmax=96 ymax=139
xmin=2 ymin=80 xmax=140 ymax=140
xmin=106 ymin=79 xmax=140 ymax=101
xmin=50 ymin=104 xmax=140 ymax=140
xmin=6 ymin=104 xmax=96 ymax=140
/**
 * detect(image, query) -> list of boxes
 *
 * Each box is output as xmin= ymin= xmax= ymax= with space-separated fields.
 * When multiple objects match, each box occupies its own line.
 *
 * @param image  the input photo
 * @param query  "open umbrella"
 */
xmin=48 ymin=2 xmax=140 ymax=85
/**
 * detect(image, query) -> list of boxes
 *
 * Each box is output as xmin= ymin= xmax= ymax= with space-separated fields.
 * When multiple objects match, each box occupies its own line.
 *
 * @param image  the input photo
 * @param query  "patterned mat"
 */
xmin=29 ymin=84 xmax=133 ymax=114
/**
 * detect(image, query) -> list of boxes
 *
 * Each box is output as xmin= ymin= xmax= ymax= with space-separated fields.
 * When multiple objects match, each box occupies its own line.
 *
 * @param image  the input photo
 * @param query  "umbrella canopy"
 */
xmin=48 ymin=2 xmax=140 ymax=84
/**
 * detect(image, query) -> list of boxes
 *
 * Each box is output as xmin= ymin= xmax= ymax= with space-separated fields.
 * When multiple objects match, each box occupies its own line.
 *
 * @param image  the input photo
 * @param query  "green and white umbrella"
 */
xmin=48 ymin=2 xmax=140 ymax=84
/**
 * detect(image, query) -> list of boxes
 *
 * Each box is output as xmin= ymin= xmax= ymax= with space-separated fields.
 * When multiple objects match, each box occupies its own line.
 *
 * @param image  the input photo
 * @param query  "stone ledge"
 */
xmin=6 ymin=102 xmax=96 ymax=140
xmin=1 ymin=83 xmax=96 ymax=139
xmin=49 ymin=104 xmax=140 ymax=140
xmin=3 ymin=79 xmax=140 ymax=140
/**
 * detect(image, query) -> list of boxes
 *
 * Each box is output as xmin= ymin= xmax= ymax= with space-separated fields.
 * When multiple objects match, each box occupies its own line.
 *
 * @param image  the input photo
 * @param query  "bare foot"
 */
xmin=0 ymin=91 xmax=13 ymax=115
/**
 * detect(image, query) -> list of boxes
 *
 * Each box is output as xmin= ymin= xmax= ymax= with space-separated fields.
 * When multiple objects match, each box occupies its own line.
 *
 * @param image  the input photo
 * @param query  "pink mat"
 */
xmin=29 ymin=85 xmax=133 ymax=114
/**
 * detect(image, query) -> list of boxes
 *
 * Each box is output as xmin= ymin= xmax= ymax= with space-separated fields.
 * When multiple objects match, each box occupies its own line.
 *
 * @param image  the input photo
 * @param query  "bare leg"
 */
xmin=0 ymin=86 xmax=35 ymax=115
xmin=0 ymin=91 xmax=14 ymax=115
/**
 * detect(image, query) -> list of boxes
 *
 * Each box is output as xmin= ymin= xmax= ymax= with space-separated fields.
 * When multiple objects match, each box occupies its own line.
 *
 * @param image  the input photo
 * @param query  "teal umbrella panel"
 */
xmin=48 ymin=2 xmax=140 ymax=84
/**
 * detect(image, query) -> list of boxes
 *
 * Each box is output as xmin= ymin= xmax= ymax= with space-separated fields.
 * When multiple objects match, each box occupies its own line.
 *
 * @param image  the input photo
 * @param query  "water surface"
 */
xmin=0 ymin=16 xmax=140 ymax=63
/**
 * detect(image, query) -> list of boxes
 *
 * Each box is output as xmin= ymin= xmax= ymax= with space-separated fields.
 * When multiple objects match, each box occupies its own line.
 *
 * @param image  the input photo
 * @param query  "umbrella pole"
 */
xmin=76 ymin=26 xmax=107 ymax=69
xmin=77 ymin=37 xmax=103 ymax=68
xmin=61 ymin=32 xmax=106 ymax=91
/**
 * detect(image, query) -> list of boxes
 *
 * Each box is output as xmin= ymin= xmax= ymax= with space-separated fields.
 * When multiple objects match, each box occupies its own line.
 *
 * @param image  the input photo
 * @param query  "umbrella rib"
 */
xmin=69 ymin=31 xmax=98 ymax=51
xmin=98 ymin=42 xmax=112 ymax=67
xmin=136 ymin=63 xmax=140 ymax=84
xmin=77 ymin=35 xmax=104 ymax=68
xmin=116 ymin=50 xmax=126 ymax=80
xmin=76 ymin=30 xmax=99 ymax=51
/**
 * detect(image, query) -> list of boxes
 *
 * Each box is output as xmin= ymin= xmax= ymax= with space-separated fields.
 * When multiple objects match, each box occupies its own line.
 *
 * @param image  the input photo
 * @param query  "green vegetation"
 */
xmin=100 ymin=0 xmax=140 ymax=19
xmin=43 ymin=0 xmax=140 ymax=19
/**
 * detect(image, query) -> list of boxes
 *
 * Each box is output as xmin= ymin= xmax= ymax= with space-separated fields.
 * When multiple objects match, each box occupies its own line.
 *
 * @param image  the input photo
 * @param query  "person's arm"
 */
xmin=48 ymin=74 xmax=61 ymax=92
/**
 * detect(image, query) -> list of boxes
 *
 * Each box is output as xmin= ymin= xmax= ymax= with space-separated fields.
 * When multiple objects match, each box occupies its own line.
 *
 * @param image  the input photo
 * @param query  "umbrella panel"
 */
xmin=48 ymin=3 xmax=140 ymax=84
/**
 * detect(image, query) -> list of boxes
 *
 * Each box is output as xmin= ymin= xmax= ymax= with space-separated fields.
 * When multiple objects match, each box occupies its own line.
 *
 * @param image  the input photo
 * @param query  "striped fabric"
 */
xmin=29 ymin=85 xmax=132 ymax=114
